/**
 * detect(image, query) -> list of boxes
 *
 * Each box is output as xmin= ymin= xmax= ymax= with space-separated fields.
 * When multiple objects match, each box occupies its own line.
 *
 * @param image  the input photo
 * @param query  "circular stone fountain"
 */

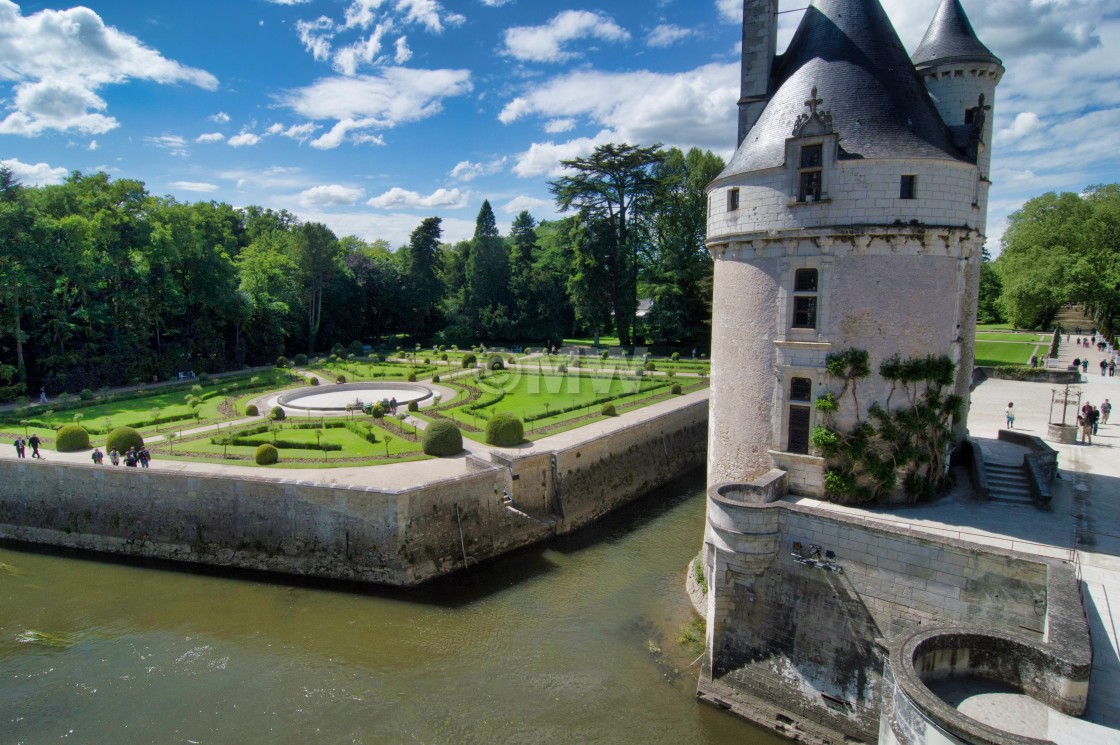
xmin=277 ymin=381 xmax=433 ymax=413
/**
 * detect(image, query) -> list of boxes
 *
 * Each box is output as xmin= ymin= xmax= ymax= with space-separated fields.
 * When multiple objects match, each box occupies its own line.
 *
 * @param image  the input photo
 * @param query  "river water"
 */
xmin=0 ymin=471 xmax=781 ymax=745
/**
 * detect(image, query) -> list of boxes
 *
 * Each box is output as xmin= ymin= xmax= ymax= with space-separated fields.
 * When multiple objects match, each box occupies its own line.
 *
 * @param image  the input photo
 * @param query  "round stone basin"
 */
xmin=278 ymin=382 xmax=433 ymax=412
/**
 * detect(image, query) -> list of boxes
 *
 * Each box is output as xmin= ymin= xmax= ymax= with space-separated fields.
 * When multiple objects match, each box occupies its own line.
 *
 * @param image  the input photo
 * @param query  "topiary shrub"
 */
xmin=671 ymin=383 xmax=682 ymax=395
xmin=332 ymin=342 xmax=345 ymax=356
xmin=671 ymin=352 xmax=680 ymax=361
xmin=55 ymin=423 xmax=90 ymax=452
xmin=422 ymin=419 xmax=463 ymax=456
xmin=407 ymin=372 xmax=417 ymax=382
xmin=294 ymin=353 xmax=308 ymax=366
xmin=438 ymin=345 xmax=446 ymax=352
xmin=644 ymin=360 xmax=656 ymax=371
xmin=106 ymin=426 xmax=144 ymax=453
xmin=440 ymin=353 xmax=448 ymax=361
xmin=309 ymin=377 xmax=319 ymax=386
xmin=462 ymin=353 xmax=477 ymax=368
xmin=432 ymin=374 xmax=441 ymax=383
xmin=80 ymin=388 xmax=95 ymax=401
xmin=198 ymin=372 xmax=211 ymax=384
xmin=407 ymin=400 xmax=419 ymax=412
xmin=350 ymin=340 xmax=364 ymax=356
xmin=276 ymin=356 xmax=289 ymax=368
xmin=485 ymin=411 xmax=524 ymax=447
xmin=336 ymin=374 xmax=347 ymax=384
xmin=270 ymin=405 xmax=286 ymax=421
xmin=601 ymin=402 xmax=617 ymax=417
xmin=370 ymin=403 xmax=385 ymax=419
xmin=244 ymin=403 xmax=259 ymax=416
xmin=255 ymin=443 xmax=279 ymax=465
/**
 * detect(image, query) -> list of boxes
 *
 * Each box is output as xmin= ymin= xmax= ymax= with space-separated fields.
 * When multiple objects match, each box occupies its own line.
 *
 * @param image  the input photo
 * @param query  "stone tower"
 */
xmin=705 ymin=0 xmax=1000 ymax=496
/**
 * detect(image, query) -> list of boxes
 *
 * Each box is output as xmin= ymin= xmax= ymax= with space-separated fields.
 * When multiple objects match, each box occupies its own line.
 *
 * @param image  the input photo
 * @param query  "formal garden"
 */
xmin=974 ymin=325 xmax=1055 ymax=367
xmin=1 ymin=346 xmax=708 ymax=467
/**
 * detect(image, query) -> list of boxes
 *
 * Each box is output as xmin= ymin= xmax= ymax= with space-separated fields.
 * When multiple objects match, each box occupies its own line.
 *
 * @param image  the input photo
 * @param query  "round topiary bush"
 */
xmin=336 ymin=374 xmax=347 ymax=384
xmin=432 ymin=374 xmax=441 ymax=383
xmin=671 ymin=383 xmax=682 ymax=395
xmin=294 ymin=353 xmax=308 ymax=366
xmin=601 ymin=402 xmax=617 ymax=417
xmin=462 ymin=353 xmax=477 ymax=368
xmin=332 ymin=343 xmax=345 ymax=356
xmin=407 ymin=372 xmax=417 ymax=382
xmin=270 ymin=405 xmax=286 ymax=421
xmin=671 ymin=352 xmax=680 ymax=361
xmin=370 ymin=403 xmax=385 ymax=419
xmin=487 ymin=355 xmax=504 ymax=370
xmin=55 ymin=423 xmax=90 ymax=452
xmin=644 ymin=360 xmax=656 ymax=371
xmin=276 ymin=356 xmax=289 ymax=368
xmin=244 ymin=403 xmax=260 ymax=416
xmin=407 ymin=400 xmax=419 ymax=412
xmin=80 ymin=388 xmax=95 ymax=401
xmin=350 ymin=340 xmax=364 ymax=356
xmin=309 ymin=377 xmax=319 ymax=386
xmin=438 ymin=345 xmax=446 ymax=352
xmin=485 ymin=411 xmax=524 ymax=447
xmin=255 ymin=443 xmax=279 ymax=465
xmin=106 ymin=426 xmax=144 ymax=454
xmin=422 ymin=419 xmax=462 ymax=456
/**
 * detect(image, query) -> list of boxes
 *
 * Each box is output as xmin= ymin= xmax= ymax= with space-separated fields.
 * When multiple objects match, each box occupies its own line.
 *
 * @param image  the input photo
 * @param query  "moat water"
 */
xmin=0 ymin=471 xmax=781 ymax=744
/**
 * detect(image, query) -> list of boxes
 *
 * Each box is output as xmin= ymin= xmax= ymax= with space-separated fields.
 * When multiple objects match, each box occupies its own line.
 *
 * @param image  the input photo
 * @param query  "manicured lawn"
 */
xmin=975 ymin=332 xmax=1050 ymax=343
xmin=564 ymin=335 xmax=622 ymax=347
xmin=976 ymin=323 xmax=1017 ymax=332
xmin=313 ymin=359 xmax=439 ymax=381
xmin=974 ymin=340 xmax=1040 ymax=367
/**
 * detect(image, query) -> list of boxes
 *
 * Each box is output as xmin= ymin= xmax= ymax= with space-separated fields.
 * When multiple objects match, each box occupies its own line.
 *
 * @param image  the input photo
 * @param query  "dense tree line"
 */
xmin=0 ymin=144 xmax=722 ymax=398
xmin=983 ymin=184 xmax=1120 ymax=333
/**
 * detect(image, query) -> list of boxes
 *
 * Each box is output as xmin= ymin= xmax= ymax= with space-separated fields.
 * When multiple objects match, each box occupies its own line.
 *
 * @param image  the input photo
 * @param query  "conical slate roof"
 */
xmin=720 ymin=0 xmax=965 ymax=178
xmin=912 ymin=0 xmax=1000 ymax=67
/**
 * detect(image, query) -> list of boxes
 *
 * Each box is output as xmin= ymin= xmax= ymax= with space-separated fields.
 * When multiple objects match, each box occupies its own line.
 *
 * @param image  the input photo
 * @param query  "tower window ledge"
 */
xmin=774 ymin=340 xmax=831 ymax=351
xmin=789 ymin=197 xmax=832 ymax=208
xmin=769 ymin=450 xmax=825 ymax=467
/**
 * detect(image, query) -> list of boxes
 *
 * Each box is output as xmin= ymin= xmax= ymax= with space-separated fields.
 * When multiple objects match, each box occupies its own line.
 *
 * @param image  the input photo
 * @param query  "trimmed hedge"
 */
xmin=55 ymin=424 xmax=90 ymax=452
xmin=270 ymin=405 xmax=286 ymax=421
xmin=407 ymin=372 xmax=417 ymax=382
xmin=106 ymin=426 xmax=144 ymax=453
xmin=407 ymin=400 xmax=419 ymax=412
xmin=485 ymin=411 xmax=524 ymax=447
xmin=462 ymin=353 xmax=477 ymax=368
xmin=432 ymin=374 xmax=441 ymax=383
xmin=423 ymin=419 xmax=463 ymax=456
xmin=244 ymin=403 xmax=259 ymax=416
xmin=255 ymin=443 xmax=279 ymax=465
xmin=294 ymin=353 xmax=309 ymax=366
xmin=601 ymin=402 xmax=617 ymax=417
xmin=276 ymin=356 xmax=289 ymax=368
xmin=487 ymin=355 xmax=505 ymax=371
xmin=336 ymin=374 xmax=348 ymax=384
xmin=671 ymin=383 xmax=682 ymax=395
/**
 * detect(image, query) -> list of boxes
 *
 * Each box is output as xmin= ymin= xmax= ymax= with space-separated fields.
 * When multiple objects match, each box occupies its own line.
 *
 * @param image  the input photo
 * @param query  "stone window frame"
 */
xmin=785 ymin=133 xmax=838 ymax=207
xmin=776 ymin=255 xmax=833 ymax=343
xmin=787 ymin=376 xmax=813 ymax=454
xmin=727 ymin=187 xmax=740 ymax=212
xmin=900 ymin=174 xmax=918 ymax=200
xmin=773 ymin=365 xmax=823 ymax=454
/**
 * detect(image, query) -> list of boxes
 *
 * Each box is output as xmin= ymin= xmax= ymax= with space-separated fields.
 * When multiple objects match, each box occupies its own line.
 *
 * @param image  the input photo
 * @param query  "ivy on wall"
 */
xmin=811 ymin=349 xmax=962 ymax=504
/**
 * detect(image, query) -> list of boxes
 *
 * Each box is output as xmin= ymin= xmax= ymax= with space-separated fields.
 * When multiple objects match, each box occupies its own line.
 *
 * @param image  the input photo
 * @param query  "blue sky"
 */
xmin=2 ymin=0 xmax=1118 ymax=251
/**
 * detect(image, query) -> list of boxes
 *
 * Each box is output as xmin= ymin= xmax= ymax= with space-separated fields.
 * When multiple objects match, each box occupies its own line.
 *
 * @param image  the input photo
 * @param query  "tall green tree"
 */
xmin=290 ymin=222 xmax=343 ymax=353
xmin=550 ymin=143 xmax=665 ymax=346
xmin=402 ymin=217 xmax=444 ymax=336
xmin=467 ymin=200 xmax=511 ymax=340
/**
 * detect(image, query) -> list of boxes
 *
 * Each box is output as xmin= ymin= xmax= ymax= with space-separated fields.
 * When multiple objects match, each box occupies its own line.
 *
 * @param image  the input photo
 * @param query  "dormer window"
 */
xmin=798 ymin=144 xmax=823 ymax=202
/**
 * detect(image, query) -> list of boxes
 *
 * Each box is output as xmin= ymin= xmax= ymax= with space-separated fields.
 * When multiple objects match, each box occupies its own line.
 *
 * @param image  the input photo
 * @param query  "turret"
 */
xmin=913 ymin=0 xmax=1003 ymax=224
xmin=737 ymin=0 xmax=779 ymax=146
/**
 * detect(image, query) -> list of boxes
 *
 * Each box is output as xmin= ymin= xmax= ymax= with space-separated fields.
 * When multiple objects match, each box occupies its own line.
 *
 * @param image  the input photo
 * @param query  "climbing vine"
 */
xmin=811 ymin=349 xmax=962 ymax=505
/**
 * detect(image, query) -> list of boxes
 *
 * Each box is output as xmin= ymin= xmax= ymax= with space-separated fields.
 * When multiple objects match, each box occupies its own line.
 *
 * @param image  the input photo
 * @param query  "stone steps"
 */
xmin=985 ymin=462 xmax=1035 ymax=505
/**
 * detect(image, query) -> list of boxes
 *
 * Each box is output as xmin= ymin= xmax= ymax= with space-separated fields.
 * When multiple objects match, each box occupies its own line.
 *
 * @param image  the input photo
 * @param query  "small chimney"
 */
xmin=738 ymin=0 xmax=780 ymax=146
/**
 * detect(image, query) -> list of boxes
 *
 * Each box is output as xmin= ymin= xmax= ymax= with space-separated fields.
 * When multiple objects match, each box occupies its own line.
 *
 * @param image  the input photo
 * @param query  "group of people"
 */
xmin=1077 ymin=400 xmax=1110 ymax=445
xmin=13 ymin=434 xmax=42 ymax=459
xmin=90 ymin=446 xmax=151 ymax=467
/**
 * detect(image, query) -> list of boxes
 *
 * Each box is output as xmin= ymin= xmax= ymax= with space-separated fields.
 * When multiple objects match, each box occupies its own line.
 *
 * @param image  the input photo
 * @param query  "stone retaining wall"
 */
xmin=0 ymin=400 xmax=707 ymax=586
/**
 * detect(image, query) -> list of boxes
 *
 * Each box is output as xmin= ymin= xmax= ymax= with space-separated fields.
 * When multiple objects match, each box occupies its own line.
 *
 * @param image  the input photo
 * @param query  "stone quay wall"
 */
xmin=699 ymin=482 xmax=1060 ymax=744
xmin=0 ymin=399 xmax=707 ymax=587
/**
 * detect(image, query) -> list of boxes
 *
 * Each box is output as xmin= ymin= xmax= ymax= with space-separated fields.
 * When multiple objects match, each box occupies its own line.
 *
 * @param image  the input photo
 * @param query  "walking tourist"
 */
xmin=1102 ymin=399 xmax=1112 ymax=424
xmin=38 ymin=386 xmax=47 ymax=404
xmin=1109 ymin=361 xmax=1115 ymax=377
xmin=1078 ymin=411 xmax=1092 ymax=445
xmin=1082 ymin=359 xmax=1089 ymax=373
xmin=1101 ymin=359 xmax=1108 ymax=377
xmin=1005 ymin=402 xmax=1015 ymax=429
xmin=1091 ymin=406 xmax=1101 ymax=436
xmin=109 ymin=447 xmax=120 ymax=466
xmin=139 ymin=447 xmax=150 ymax=468
xmin=14 ymin=436 xmax=25 ymax=458
xmin=124 ymin=447 xmax=138 ymax=467
xmin=91 ymin=448 xmax=104 ymax=465
xmin=28 ymin=433 xmax=42 ymax=458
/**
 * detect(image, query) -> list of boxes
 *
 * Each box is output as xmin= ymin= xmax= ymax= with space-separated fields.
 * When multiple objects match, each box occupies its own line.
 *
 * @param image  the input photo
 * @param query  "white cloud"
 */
xmin=995 ymin=112 xmax=1044 ymax=145
xmin=449 ymin=157 xmax=506 ymax=182
xmin=88 ymin=139 xmax=98 ymax=151
xmin=715 ymin=0 xmax=739 ymax=24
xmin=297 ymin=16 xmax=336 ymax=62
xmin=544 ymin=118 xmax=576 ymax=134
xmin=394 ymin=36 xmax=412 ymax=64
xmin=0 ymin=157 xmax=68 ymax=185
xmin=196 ymin=132 xmax=225 ymax=143
xmin=280 ymin=67 xmax=472 ymax=147
xmin=219 ymin=165 xmax=305 ymax=191
xmin=480 ymin=0 xmax=513 ymax=6
xmin=0 ymin=1 xmax=217 ymax=136
xmin=503 ymin=10 xmax=630 ymax=63
xmin=210 ymin=111 xmax=231 ymax=123
xmin=293 ymin=207 xmax=474 ymax=247
xmin=228 ymin=131 xmax=262 ymax=147
xmin=298 ymin=184 xmax=366 ymax=208
xmin=266 ymin=122 xmax=320 ymax=143
xmin=501 ymin=196 xmax=550 ymax=215
xmin=146 ymin=134 xmax=189 ymax=157
xmin=170 ymin=181 xmax=219 ymax=193
xmin=267 ymin=0 xmax=312 ymax=4
xmin=367 ymin=186 xmax=467 ymax=209
xmin=647 ymin=24 xmax=694 ymax=48
xmin=501 ymin=63 xmax=739 ymax=176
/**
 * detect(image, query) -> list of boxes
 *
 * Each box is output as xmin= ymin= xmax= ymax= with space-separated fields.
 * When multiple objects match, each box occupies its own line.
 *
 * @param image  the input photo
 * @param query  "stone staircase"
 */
xmin=985 ymin=461 xmax=1035 ymax=506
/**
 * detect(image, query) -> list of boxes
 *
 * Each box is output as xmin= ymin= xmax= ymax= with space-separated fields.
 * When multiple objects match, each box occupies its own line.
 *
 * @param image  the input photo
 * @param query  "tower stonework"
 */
xmin=699 ymin=1 xmax=1007 ymax=740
